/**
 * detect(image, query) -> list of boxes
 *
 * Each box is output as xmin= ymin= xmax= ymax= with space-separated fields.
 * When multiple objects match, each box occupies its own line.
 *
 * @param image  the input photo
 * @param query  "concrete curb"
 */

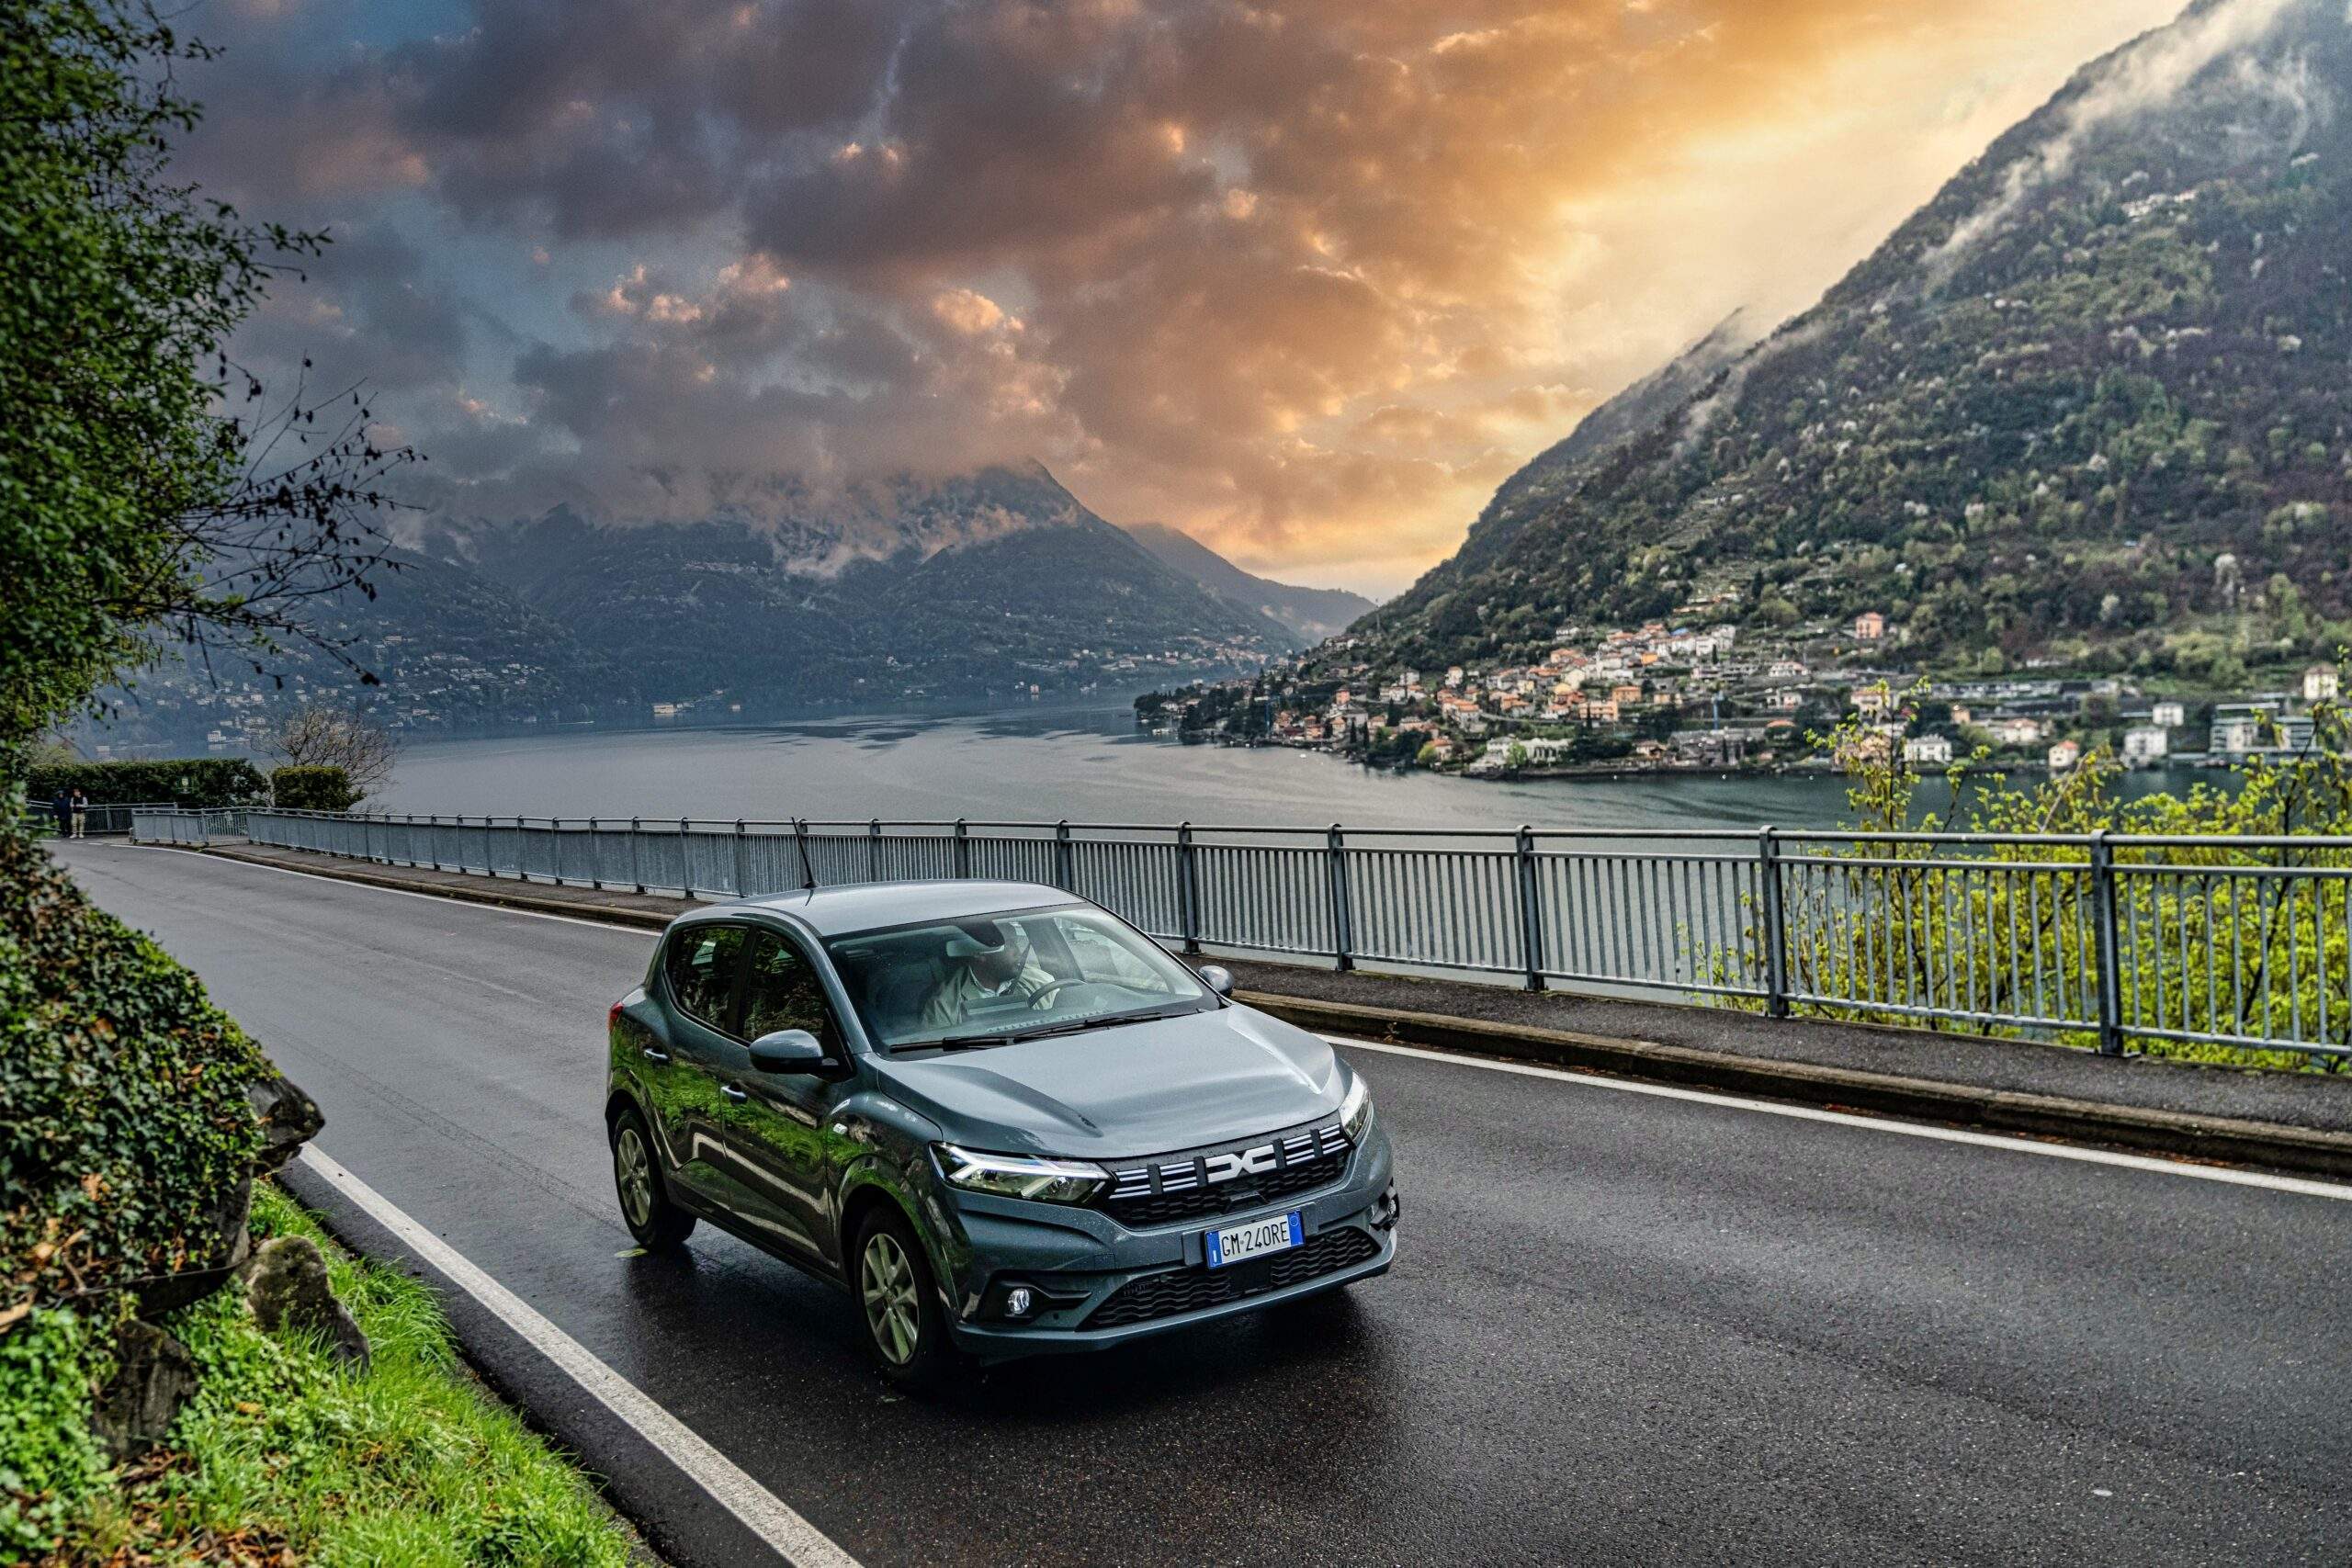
xmin=150 ymin=840 xmax=2352 ymax=1183
xmin=175 ymin=843 xmax=678 ymax=931
xmin=1240 ymin=990 xmax=2352 ymax=1182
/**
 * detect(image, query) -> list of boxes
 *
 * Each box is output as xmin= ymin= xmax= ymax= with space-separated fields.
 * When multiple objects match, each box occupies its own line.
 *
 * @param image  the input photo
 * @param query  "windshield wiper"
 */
xmin=896 ymin=1035 xmax=994 ymax=1054
xmin=1001 ymin=1006 xmax=1193 ymax=1043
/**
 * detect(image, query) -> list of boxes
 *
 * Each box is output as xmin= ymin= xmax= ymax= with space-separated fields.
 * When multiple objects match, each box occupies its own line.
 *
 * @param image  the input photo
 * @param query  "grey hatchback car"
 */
xmin=605 ymin=880 xmax=1396 ymax=1387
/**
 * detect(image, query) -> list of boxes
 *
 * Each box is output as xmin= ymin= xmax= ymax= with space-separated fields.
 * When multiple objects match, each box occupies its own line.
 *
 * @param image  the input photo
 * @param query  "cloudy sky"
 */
xmin=182 ymin=0 xmax=2184 ymax=596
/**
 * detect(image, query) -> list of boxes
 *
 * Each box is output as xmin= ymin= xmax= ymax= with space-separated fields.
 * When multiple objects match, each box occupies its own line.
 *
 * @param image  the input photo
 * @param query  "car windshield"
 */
xmin=824 ymin=904 xmax=1214 ymax=1052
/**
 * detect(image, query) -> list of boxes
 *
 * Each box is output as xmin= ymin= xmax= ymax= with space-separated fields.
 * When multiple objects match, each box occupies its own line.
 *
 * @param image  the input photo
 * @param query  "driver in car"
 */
xmin=915 ymin=919 xmax=1057 ymax=1032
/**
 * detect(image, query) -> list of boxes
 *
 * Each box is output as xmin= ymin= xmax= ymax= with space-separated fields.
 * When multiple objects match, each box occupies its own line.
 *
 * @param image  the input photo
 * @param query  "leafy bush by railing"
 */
xmin=23 ymin=758 xmax=266 ymax=808
xmin=269 ymin=765 xmax=354 ymax=813
xmin=1734 ymin=676 xmax=2352 ymax=1069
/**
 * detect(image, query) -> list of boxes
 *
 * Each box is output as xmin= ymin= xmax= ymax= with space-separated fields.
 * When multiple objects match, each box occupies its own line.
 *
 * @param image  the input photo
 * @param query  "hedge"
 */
xmin=270 ymin=765 xmax=356 ymax=813
xmin=0 ymin=798 xmax=268 ymax=1320
xmin=23 ymin=758 xmax=267 ymax=808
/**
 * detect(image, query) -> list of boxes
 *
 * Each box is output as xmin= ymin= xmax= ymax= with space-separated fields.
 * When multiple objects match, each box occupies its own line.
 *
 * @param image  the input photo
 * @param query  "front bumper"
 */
xmin=936 ymin=1123 xmax=1397 ymax=1359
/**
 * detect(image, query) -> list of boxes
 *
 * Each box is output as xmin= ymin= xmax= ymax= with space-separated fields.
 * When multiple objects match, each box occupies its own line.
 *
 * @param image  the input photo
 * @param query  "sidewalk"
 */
xmin=168 ymin=839 xmax=2352 ymax=1179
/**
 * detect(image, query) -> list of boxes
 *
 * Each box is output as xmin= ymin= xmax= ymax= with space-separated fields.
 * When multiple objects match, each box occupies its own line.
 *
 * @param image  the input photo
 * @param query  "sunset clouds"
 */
xmin=183 ymin=0 xmax=2182 ymax=592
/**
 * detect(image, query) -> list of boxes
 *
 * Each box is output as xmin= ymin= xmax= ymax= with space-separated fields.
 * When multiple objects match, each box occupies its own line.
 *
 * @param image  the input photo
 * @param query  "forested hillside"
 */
xmin=1361 ymin=0 xmax=2352 ymax=688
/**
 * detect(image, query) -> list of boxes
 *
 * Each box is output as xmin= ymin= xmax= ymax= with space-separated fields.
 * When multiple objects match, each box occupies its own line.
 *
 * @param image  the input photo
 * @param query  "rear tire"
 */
xmin=611 ymin=1109 xmax=695 ymax=1251
xmin=854 ymin=1207 xmax=958 ymax=1393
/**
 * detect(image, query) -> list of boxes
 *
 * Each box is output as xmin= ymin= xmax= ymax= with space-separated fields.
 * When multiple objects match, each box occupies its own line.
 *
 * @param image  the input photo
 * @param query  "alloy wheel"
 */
xmin=616 ymin=1127 xmax=654 ymax=1229
xmin=861 ymin=1231 xmax=921 ymax=1365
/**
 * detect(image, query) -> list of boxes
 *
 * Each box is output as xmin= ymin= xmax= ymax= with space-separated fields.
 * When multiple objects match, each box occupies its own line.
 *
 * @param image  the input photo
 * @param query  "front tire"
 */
xmin=611 ymin=1109 xmax=695 ymax=1251
xmin=854 ymin=1207 xmax=957 ymax=1392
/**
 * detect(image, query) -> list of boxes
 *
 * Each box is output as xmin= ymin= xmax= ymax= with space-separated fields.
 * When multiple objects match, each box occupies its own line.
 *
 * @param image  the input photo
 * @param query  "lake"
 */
xmin=372 ymin=706 xmax=2213 ymax=836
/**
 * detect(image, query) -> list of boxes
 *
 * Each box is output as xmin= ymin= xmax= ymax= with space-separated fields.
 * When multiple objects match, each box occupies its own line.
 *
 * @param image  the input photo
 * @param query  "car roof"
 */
xmin=705 ymin=879 xmax=1084 ymax=939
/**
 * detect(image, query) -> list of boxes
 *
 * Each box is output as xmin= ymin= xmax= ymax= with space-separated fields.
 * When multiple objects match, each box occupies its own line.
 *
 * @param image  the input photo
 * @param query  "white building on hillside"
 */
xmin=2122 ymin=726 xmax=2169 ymax=766
xmin=1903 ymin=735 xmax=1953 ymax=766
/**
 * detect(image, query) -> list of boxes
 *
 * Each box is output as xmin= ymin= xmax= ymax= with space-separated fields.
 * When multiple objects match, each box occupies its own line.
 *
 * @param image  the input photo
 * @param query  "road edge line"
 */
xmin=292 ymin=1145 xmax=863 ymax=1568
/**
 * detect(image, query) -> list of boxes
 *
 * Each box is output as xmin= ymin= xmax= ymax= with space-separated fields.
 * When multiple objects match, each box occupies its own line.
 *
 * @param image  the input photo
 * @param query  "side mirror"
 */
xmin=749 ymin=1028 xmax=828 ymax=1074
xmin=1197 ymin=964 xmax=1234 ymax=998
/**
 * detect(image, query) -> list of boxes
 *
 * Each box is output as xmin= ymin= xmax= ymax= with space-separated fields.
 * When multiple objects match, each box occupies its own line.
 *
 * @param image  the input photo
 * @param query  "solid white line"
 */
xmin=1323 ymin=1035 xmax=2352 ymax=1204
xmin=296 ymin=1145 xmax=863 ymax=1568
xmin=119 ymin=840 xmax=660 ymax=936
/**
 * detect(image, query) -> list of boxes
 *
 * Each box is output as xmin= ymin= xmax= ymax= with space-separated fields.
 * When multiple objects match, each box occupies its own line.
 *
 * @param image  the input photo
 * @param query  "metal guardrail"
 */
xmin=128 ymin=807 xmax=246 ymax=845
xmin=152 ymin=807 xmax=2352 ymax=1063
xmin=34 ymin=800 xmax=178 ymax=837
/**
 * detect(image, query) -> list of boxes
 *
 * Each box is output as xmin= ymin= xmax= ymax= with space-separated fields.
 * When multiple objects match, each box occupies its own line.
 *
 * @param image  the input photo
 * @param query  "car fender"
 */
xmin=834 ymin=1093 xmax=959 ymax=1298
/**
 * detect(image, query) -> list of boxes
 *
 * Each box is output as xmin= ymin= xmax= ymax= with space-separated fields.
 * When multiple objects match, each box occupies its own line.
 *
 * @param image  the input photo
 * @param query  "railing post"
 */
xmin=954 ymin=818 xmax=971 ymax=878
xmin=1515 ymin=825 xmax=1546 ymax=992
xmin=1177 ymin=822 xmax=1202 ymax=954
xmin=428 ymin=814 xmax=441 ymax=873
xmin=1055 ymin=819 xmax=1074 ymax=890
xmin=629 ymin=817 xmax=644 ymax=894
xmin=588 ymin=818 xmax=602 ymax=889
xmin=733 ymin=818 xmax=749 ymax=897
xmin=1758 ymin=826 xmax=1789 ymax=1018
xmin=1327 ymin=823 xmax=1355 ymax=973
xmin=867 ymin=818 xmax=882 ymax=883
xmin=2090 ymin=829 xmax=2124 ymax=1055
xmin=794 ymin=817 xmax=816 ymax=890
xmin=681 ymin=818 xmax=692 ymax=896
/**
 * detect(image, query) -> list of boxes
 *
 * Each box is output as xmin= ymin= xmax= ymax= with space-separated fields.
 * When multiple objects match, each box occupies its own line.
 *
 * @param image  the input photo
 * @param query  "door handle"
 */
xmin=720 ymin=1083 xmax=749 ymax=1101
xmin=641 ymin=1046 xmax=672 ymax=1064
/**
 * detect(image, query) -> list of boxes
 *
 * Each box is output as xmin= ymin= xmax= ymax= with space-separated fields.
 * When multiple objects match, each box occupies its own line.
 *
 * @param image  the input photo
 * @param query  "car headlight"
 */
xmin=934 ymin=1145 xmax=1110 ymax=1204
xmin=1339 ymin=1073 xmax=1374 ymax=1141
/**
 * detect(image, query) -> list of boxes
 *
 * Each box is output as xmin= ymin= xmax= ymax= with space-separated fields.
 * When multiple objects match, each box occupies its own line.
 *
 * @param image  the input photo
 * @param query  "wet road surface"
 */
xmin=60 ymin=840 xmax=2352 ymax=1566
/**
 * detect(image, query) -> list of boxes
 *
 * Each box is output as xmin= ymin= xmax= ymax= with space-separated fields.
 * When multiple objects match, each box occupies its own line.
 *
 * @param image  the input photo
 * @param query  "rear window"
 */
xmin=664 ymin=925 xmax=746 ymax=1032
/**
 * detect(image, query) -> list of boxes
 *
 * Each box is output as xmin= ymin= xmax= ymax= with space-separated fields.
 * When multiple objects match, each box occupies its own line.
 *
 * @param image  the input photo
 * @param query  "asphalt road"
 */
xmin=60 ymin=840 xmax=2352 ymax=1566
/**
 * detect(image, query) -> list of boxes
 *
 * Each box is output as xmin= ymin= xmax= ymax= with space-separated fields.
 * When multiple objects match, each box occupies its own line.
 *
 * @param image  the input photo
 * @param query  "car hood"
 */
xmin=872 ymin=1004 xmax=1343 ymax=1158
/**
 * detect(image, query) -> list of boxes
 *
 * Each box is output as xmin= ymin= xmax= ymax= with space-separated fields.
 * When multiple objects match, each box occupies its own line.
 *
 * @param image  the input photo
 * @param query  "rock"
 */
xmin=245 ymin=1234 xmax=368 ymax=1367
xmin=91 ymin=1320 xmax=198 ymax=1459
xmin=133 ymin=1176 xmax=252 ymax=1317
xmin=247 ymin=1070 xmax=325 ymax=1175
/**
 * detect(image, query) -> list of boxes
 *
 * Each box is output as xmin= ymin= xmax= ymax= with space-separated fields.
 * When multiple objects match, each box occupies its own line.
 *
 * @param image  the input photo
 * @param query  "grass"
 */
xmin=5 ymin=1182 xmax=643 ymax=1566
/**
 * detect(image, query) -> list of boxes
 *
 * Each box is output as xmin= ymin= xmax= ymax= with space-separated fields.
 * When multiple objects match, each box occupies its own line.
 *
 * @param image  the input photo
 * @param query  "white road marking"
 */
xmin=1325 ymin=1036 xmax=2352 ymax=1203
xmin=119 ymin=840 xmax=661 ymax=935
xmin=296 ymin=1146 xmax=863 ymax=1568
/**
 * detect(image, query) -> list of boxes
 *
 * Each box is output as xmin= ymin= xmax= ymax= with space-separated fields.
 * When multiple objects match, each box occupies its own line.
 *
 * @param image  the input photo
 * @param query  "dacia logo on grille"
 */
xmin=1199 ymin=1143 xmax=1281 ymax=1184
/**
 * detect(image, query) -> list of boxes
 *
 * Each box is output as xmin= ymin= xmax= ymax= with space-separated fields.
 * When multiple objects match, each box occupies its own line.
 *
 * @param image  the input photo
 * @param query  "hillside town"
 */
xmin=1137 ymin=610 xmax=2346 ymax=779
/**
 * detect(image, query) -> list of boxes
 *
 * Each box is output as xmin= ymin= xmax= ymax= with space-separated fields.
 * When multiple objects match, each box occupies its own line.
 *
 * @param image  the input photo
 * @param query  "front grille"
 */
xmin=1084 ymin=1226 xmax=1380 ymax=1329
xmin=1102 ymin=1122 xmax=1351 ymax=1228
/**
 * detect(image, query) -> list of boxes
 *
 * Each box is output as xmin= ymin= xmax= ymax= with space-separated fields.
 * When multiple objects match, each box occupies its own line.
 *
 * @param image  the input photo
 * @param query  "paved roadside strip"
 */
xmin=1256 ymin=989 xmax=2352 ymax=1180
xmin=164 ymin=839 xmax=2352 ymax=1182
xmin=282 ymin=1147 xmax=862 ymax=1568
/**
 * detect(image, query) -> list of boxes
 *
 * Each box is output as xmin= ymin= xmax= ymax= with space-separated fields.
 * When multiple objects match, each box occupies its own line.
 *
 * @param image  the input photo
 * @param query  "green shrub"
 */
xmin=0 ymin=800 xmax=268 ymax=1317
xmin=0 ymin=1308 xmax=110 ymax=1554
xmin=270 ymin=766 xmax=356 ymax=813
xmin=22 ymin=758 xmax=267 ymax=808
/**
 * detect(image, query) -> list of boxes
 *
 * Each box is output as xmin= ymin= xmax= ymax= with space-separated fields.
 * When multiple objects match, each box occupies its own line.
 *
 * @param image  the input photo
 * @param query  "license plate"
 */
xmin=1204 ymin=1211 xmax=1303 ymax=1269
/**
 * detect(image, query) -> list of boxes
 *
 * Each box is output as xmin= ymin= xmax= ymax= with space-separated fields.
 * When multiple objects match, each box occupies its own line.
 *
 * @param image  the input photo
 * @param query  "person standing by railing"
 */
xmin=69 ymin=788 xmax=90 ymax=839
xmin=49 ymin=788 xmax=71 ymax=838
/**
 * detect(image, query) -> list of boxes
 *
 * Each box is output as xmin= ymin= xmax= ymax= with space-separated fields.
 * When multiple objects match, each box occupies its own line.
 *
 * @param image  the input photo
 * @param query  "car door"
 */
xmin=724 ymin=928 xmax=856 ymax=1266
xmin=650 ymin=922 xmax=753 ymax=1212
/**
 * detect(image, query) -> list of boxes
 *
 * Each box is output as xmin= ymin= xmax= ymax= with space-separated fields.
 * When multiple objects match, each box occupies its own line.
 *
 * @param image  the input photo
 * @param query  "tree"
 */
xmin=0 ymin=0 xmax=414 ymax=747
xmin=264 ymin=705 xmax=398 ymax=803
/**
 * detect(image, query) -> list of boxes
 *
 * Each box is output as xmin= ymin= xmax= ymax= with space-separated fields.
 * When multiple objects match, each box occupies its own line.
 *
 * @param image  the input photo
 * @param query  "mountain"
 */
xmin=1357 ymin=0 xmax=2352 ymax=686
xmin=1123 ymin=523 xmax=1377 ymax=643
xmin=91 ymin=464 xmax=1294 ymax=746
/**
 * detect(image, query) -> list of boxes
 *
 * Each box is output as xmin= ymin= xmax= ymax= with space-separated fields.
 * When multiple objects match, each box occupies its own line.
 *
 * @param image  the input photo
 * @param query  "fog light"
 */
xmin=1005 ymin=1286 xmax=1035 ymax=1318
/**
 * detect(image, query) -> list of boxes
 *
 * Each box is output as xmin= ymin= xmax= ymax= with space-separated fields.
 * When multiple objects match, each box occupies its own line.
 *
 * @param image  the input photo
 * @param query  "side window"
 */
xmin=742 ymin=931 xmax=836 ymax=1044
xmin=665 ymin=925 xmax=747 ymax=1032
